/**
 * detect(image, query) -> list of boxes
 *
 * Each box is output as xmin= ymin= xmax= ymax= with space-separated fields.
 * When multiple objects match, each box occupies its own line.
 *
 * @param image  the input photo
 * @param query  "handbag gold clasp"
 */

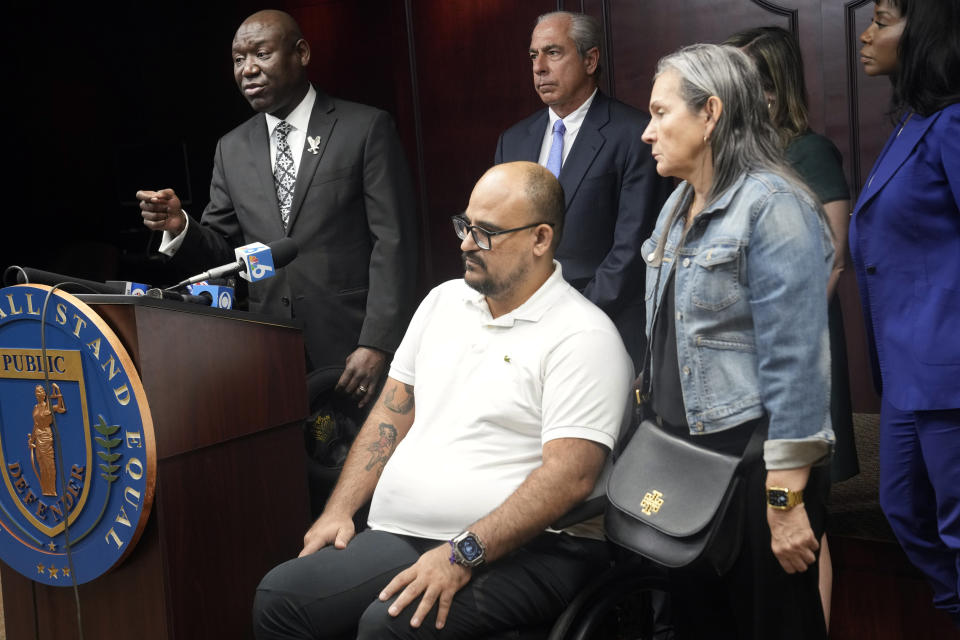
xmin=640 ymin=490 xmax=664 ymax=515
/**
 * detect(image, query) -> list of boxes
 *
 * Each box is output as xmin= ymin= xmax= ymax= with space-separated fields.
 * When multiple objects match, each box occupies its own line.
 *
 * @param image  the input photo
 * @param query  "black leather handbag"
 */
xmin=611 ymin=231 xmax=765 ymax=575
xmin=605 ymin=418 xmax=764 ymax=575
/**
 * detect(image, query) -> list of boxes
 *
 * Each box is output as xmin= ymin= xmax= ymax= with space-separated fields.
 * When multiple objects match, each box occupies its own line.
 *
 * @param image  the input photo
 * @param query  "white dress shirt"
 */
xmin=264 ymin=84 xmax=316 ymax=178
xmin=536 ymin=89 xmax=598 ymax=171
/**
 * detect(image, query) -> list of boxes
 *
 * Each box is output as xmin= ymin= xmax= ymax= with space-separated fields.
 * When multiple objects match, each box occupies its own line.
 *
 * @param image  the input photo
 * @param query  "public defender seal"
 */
xmin=0 ymin=284 xmax=156 ymax=585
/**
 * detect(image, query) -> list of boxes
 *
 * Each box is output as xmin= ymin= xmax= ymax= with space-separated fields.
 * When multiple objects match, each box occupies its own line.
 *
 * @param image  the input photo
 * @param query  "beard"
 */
xmin=462 ymin=251 xmax=529 ymax=298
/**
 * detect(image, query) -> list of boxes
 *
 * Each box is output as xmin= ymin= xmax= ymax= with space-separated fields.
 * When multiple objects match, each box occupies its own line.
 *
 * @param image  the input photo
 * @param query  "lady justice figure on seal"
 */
xmin=29 ymin=383 xmax=66 ymax=497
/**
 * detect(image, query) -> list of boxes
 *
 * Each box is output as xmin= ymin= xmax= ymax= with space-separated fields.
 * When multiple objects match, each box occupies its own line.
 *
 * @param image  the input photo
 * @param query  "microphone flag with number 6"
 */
xmin=170 ymin=238 xmax=298 ymax=289
xmin=235 ymin=243 xmax=275 ymax=283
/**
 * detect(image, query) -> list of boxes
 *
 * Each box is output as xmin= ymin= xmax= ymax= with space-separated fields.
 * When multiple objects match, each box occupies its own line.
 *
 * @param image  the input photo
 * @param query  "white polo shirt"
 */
xmin=367 ymin=262 xmax=633 ymax=541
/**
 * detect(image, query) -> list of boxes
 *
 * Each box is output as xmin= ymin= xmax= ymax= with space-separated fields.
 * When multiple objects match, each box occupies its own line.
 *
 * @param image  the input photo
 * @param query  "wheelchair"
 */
xmin=480 ymin=496 xmax=674 ymax=640
xmin=305 ymin=371 xmax=673 ymax=639
xmin=481 ymin=551 xmax=673 ymax=640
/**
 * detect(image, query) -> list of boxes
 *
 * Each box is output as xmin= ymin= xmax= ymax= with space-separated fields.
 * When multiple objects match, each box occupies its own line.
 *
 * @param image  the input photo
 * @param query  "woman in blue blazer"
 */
xmin=852 ymin=0 xmax=960 ymax=625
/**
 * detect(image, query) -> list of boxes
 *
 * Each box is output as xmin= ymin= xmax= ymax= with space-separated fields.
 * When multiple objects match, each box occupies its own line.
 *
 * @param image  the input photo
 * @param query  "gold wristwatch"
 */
xmin=766 ymin=486 xmax=804 ymax=510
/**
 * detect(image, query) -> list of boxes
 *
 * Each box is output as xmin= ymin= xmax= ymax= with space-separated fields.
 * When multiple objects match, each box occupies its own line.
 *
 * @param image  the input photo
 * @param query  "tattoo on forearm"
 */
xmin=383 ymin=383 xmax=415 ymax=414
xmin=365 ymin=423 xmax=398 ymax=475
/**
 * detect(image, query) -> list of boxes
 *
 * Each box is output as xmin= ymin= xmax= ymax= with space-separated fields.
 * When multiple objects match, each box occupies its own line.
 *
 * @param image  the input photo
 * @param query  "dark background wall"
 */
xmin=5 ymin=0 xmax=889 ymax=410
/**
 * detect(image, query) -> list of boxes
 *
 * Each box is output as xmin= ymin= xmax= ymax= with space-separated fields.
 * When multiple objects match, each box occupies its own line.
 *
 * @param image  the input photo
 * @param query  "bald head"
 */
xmin=240 ymin=10 xmax=303 ymax=43
xmin=461 ymin=163 xmax=564 ymax=315
xmin=232 ymin=10 xmax=311 ymax=118
xmin=475 ymin=162 xmax=565 ymax=249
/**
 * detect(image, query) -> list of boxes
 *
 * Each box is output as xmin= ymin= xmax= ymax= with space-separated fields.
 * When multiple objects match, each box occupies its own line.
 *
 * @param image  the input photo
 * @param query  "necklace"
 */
xmin=896 ymin=112 xmax=914 ymax=137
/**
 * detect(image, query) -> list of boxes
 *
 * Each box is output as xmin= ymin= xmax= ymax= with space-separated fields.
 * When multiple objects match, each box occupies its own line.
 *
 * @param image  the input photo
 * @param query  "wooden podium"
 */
xmin=1 ymin=296 xmax=310 ymax=639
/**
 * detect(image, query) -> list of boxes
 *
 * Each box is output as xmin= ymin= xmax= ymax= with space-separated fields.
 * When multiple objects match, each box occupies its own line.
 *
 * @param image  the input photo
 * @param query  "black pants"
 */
xmin=660 ymin=419 xmax=830 ymax=640
xmin=252 ymin=529 xmax=611 ymax=639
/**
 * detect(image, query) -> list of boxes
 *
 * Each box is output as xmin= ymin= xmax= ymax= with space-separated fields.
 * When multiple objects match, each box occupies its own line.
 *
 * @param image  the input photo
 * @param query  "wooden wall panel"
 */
xmin=284 ymin=0 xmax=431 ymax=290
xmin=607 ymin=0 xmax=803 ymax=113
xmin=405 ymin=0 xmax=556 ymax=283
xmin=288 ymin=1 xmax=410 ymax=120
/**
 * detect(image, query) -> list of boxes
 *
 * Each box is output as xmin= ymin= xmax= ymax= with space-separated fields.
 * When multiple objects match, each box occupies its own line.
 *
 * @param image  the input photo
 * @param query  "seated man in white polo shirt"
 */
xmin=253 ymin=161 xmax=634 ymax=640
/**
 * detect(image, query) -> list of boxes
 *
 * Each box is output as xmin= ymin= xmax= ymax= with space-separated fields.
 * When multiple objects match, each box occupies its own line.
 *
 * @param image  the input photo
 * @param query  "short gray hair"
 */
xmin=536 ymin=11 xmax=603 ymax=80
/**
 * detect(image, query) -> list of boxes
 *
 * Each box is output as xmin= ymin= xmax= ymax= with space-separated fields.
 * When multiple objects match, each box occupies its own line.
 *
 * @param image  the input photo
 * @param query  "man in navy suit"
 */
xmin=138 ymin=10 xmax=417 ymax=409
xmin=495 ymin=11 xmax=672 ymax=370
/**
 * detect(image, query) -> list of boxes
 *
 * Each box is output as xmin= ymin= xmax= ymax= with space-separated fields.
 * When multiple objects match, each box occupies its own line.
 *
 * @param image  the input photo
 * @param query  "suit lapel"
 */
xmin=250 ymin=115 xmax=285 ymax=235
xmin=854 ymin=111 xmax=940 ymax=215
xmin=521 ymin=112 xmax=549 ymax=162
xmin=559 ymin=92 xmax=608 ymax=208
xmin=286 ymin=92 xmax=337 ymax=234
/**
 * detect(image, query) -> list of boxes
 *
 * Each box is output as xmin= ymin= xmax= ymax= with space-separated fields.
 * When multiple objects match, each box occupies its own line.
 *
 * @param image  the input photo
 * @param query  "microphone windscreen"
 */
xmin=267 ymin=237 xmax=299 ymax=268
xmin=188 ymin=284 xmax=234 ymax=309
xmin=6 ymin=267 xmax=126 ymax=294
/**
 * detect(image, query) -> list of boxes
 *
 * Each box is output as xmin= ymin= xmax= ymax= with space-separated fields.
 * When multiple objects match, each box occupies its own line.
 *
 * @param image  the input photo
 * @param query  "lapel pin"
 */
xmin=307 ymin=135 xmax=322 ymax=155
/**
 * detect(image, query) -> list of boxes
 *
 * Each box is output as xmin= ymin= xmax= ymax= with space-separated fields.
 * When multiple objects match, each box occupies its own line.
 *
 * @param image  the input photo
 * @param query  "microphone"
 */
xmin=145 ymin=288 xmax=213 ymax=305
xmin=170 ymin=238 xmax=298 ymax=289
xmin=107 ymin=280 xmax=150 ymax=296
xmin=4 ymin=267 xmax=148 ymax=295
xmin=188 ymin=283 xmax=234 ymax=309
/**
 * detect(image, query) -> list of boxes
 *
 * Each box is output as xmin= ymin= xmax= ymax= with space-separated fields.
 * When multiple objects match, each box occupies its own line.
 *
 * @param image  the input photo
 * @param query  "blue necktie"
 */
xmin=546 ymin=119 xmax=566 ymax=178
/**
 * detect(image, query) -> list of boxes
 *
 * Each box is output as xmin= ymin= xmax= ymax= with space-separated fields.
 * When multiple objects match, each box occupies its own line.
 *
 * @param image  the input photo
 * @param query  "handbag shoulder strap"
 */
xmin=739 ymin=419 xmax=767 ymax=470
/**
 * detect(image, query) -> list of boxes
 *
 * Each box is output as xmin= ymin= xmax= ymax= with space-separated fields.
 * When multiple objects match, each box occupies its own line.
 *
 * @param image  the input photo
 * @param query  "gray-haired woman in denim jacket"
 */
xmin=638 ymin=44 xmax=834 ymax=639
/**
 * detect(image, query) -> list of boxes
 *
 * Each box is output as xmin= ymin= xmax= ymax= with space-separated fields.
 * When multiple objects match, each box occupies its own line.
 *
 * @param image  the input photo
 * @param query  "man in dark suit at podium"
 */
xmin=138 ymin=9 xmax=417 ymax=409
xmin=495 ymin=11 xmax=671 ymax=370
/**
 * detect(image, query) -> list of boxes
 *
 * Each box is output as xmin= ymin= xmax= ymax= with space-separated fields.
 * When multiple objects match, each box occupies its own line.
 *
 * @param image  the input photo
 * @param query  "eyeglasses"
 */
xmin=451 ymin=215 xmax=554 ymax=251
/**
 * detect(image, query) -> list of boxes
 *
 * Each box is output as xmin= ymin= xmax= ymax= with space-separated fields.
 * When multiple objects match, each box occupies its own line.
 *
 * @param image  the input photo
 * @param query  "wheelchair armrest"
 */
xmin=551 ymin=496 xmax=607 ymax=530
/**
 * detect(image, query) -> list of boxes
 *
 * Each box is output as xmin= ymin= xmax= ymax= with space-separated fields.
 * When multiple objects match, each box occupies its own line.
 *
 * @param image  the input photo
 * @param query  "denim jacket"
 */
xmin=643 ymin=171 xmax=835 ymax=469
